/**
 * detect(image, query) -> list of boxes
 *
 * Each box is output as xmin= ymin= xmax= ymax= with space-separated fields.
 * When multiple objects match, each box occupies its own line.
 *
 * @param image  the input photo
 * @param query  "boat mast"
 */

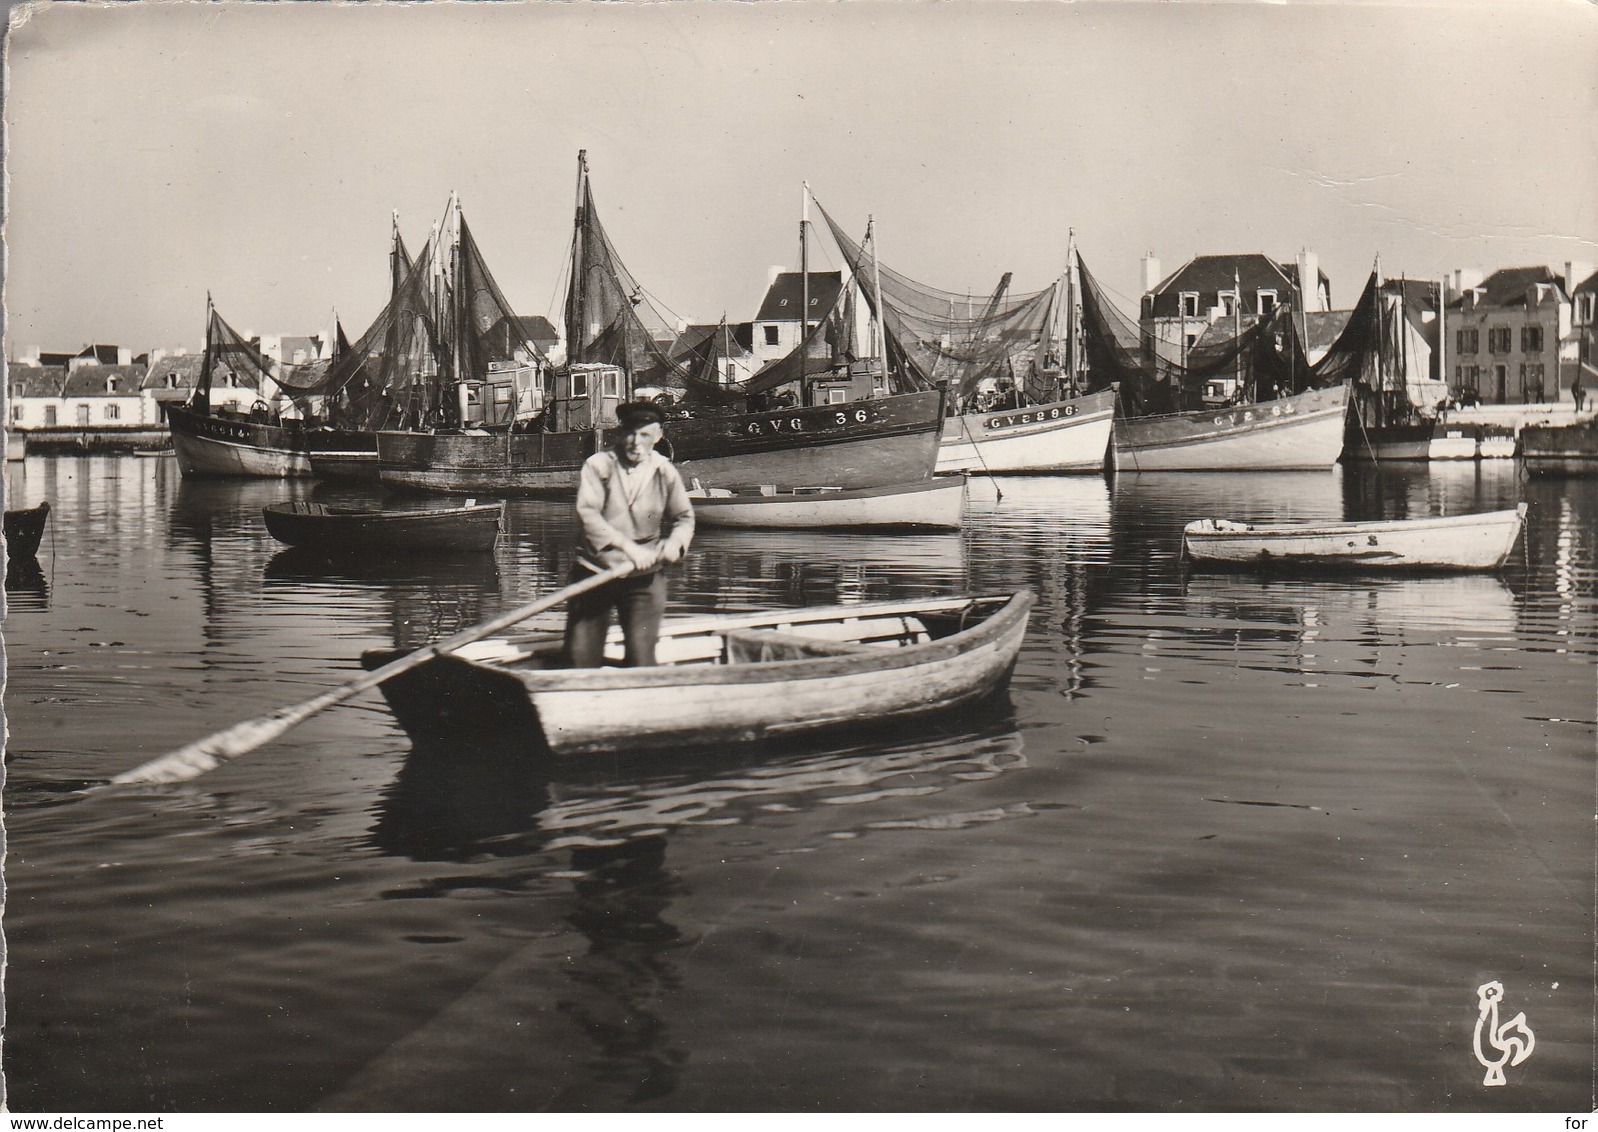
xmin=566 ymin=150 xmax=588 ymax=369
xmin=871 ymin=214 xmax=886 ymax=392
xmin=800 ymin=182 xmax=810 ymax=401
xmin=1233 ymin=263 xmax=1242 ymax=401
xmin=1437 ymin=276 xmax=1447 ymax=404
xmin=1062 ymin=229 xmax=1076 ymax=397
xmin=450 ymin=191 xmax=463 ymax=414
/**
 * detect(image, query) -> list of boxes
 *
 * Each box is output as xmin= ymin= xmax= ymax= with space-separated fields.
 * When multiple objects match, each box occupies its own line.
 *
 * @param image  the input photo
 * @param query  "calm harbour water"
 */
xmin=2 ymin=453 xmax=1592 ymax=1113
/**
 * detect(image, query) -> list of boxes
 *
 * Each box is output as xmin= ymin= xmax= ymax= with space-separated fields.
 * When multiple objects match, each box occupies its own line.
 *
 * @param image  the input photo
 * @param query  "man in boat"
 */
xmin=563 ymin=400 xmax=695 ymax=668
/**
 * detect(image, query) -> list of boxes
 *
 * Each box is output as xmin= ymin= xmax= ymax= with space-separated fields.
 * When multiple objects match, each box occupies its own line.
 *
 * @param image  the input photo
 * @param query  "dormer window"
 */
xmin=1257 ymin=290 xmax=1278 ymax=314
xmin=1218 ymin=291 xmax=1238 ymax=317
xmin=105 ymin=375 xmax=120 ymax=393
xmin=1180 ymin=292 xmax=1199 ymax=318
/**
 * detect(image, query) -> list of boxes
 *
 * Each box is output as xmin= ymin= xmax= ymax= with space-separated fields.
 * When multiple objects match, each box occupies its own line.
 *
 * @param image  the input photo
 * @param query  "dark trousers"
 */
xmin=563 ymin=568 xmax=667 ymax=668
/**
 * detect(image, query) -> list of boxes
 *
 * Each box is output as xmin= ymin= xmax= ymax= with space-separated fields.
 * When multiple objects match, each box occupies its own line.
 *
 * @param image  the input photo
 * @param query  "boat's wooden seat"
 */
xmin=722 ymin=628 xmax=878 ymax=665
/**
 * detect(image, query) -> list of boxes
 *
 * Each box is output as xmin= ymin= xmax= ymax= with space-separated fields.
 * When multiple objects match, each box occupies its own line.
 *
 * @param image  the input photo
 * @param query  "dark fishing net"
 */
xmin=194 ymin=305 xmax=328 ymax=402
xmin=566 ymin=172 xmax=745 ymax=408
xmin=815 ymin=199 xmax=1057 ymax=403
xmin=1076 ymin=255 xmax=1341 ymax=415
xmin=307 ymin=237 xmax=447 ymax=429
xmin=741 ymin=289 xmax=858 ymax=396
xmin=452 ymin=215 xmax=546 ymax=386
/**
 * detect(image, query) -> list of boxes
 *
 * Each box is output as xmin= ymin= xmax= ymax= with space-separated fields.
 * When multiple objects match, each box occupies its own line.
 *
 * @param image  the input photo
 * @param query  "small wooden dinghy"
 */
xmin=1182 ymin=504 xmax=1527 ymax=572
xmin=362 ymin=590 xmax=1033 ymax=756
xmin=4 ymin=500 xmax=51 ymax=561
xmin=262 ymin=499 xmax=504 ymax=552
xmin=687 ymin=477 xmax=965 ymax=530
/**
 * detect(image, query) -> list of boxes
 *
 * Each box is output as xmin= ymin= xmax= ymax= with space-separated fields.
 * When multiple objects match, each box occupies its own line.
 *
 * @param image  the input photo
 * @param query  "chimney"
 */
xmin=1141 ymin=253 xmax=1162 ymax=296
xmin=1296 ymin=248 xmax=1322 ymax=311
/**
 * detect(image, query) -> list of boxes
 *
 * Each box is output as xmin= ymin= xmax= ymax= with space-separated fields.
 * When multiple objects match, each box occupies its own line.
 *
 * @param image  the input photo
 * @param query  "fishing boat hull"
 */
xmin=1345 ymin=419 xmax=1495 ymax=461
xmin=363 ymin=591 xmax=1033 ymax=756
xmin=1520 ymin=419 xmax=1598 ymax=476
xmin=4 ymin=501 xmax=51 ymax=561
xmin=1183 ymin=504 xmax=1527 ymax=572
xmin=1114 ymin=385 xmax=1349 ymax=471
xmin=936 ymin=389 xmax=1114 ymax=474
xmin=167 ymin=404 xmax=313 ymax=478
xmin=262 ymin=500 xmax=504 ymax=552
xmin=305 ymin=428 xmax=381 ymax=482
xmin=689 ymin=477 xmax=965 ymax=530
xmin=379 ymin=390 xmax=945 ymax=496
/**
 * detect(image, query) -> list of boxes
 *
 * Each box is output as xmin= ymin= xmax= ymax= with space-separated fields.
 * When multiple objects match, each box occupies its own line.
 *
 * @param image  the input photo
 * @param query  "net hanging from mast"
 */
xmin=194 ymin=305 xmax=323 ymax=399
xmin=1074 ymin=255 xmax=1348 ymax=416
xmin=566 ymin=174 xmax=746 ymax=407
xmin=814 ymin=199 xmax=1057 ymax=404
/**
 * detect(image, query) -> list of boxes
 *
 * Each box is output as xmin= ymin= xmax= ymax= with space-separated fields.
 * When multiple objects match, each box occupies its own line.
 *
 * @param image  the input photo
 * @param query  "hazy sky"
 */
xmin=4 ymin=0 xmax=1596 ymax=355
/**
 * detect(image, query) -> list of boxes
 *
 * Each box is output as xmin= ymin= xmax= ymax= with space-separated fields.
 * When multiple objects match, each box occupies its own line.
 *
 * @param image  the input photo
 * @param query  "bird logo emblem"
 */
xmin=1472 ymin=980 xmax=1535 ymax=1086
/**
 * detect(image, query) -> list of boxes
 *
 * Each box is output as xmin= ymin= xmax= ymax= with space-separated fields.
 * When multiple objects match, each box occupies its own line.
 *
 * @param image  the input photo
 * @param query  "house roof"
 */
xmin=756 ymin=272 xmax=843 ymax=323
xmin=1572 ymin=268 xmax=1598 ymax=298
xmin=1148 ymin=254 xmax=1329 ymax=319
xmin=1152 ymin=254 xmax=1295 ymax=299
xmin=76 ymin=344 xmax=123 ymax=364
xmin=673 ymin=321 xmax=754 ymax=360
xmin=273 ymin=335 xmax=324 ymax=361
xmin=1380 ymin=278 xmax=1441 ymax=310
xmin=37 ymin=352 xmax=75 ymax=368
xmin=7 ymin=364 xmax=68 ymax=397
xmin=1469 ymin=265 xmax=1566 ymax=308
xmin=61 ymin=365 xmax=148 ymax=396
xmin=1303 ymin=310 xmax=1355 ymax=355
xmin=484 ymin=314 xmax=558 ymax=352
xmin=141 ymin=355 xmax=204 ymax=389
xmin=9 ymin=363 xmax=147 ymax=397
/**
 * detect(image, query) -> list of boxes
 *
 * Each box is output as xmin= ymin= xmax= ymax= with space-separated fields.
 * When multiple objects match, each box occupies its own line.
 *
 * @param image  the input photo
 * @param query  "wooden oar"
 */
xmin=109 ymin=564 xmax=628 ymax=787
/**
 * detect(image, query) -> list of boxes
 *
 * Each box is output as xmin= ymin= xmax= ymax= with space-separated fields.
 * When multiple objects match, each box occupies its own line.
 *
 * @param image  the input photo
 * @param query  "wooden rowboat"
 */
xmin=361 ymin=591 xmax=1034 ymax=756
xmin=687 ymin=477 xmax=965 ymax=530
xmin=1182 ymin=504 xmax=1527 ymax=572
xmin=4 ymin=500 xmax=51 ymax=561
xmin=262 ymin=500 xmax=504 ymax=553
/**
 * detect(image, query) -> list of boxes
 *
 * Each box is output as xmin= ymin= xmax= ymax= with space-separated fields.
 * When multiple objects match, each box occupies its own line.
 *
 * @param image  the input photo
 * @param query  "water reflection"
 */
xmin=5 ymin=556 xmax=50 ymax=610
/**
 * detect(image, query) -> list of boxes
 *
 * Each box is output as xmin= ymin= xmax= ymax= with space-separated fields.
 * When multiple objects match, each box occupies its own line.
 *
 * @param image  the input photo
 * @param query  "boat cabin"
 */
xmin=458 ymin=361 xmax=543 ymax=428
xmin=546 ymin=363 xmax=627 ymax=433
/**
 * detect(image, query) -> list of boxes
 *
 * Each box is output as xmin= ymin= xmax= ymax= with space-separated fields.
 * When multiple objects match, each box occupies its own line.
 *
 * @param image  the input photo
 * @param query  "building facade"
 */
xmin=1445 ymin=267 xmax=1570 ymax=405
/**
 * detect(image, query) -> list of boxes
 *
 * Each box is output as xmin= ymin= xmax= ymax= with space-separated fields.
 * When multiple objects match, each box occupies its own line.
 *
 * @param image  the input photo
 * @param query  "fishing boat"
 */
xmin=1182 ymin=504 xmax=1527 ymax=572
xmin=937 ymin=389 xmax=1115 ymax=475
xmin=687 ymin=476 xmax=965 ymax=530
xmin=378 ymin=388 xmax=946 ymax=496
xmin=262 ymin=499 xmax=504 ymax=553
xmin=1075 ymin=254 xmax=1368 ymax=472
xmin=167 ymin=400 xmax=312 ymax=478
xmin=361 ymin=591 xmax=1034 ymax=756
xmin=811 ymin=199 xmax=1109 ymax=477
xmin=4 ymin=500 xmax=51 ymax=561
xmin=379 ymin=158 xmax=945 ymax=497
xmin=1520 ymin=417 xmax=1598 ymax=475
xmin=1114 ymin=383 xmax=1350 ymax=471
